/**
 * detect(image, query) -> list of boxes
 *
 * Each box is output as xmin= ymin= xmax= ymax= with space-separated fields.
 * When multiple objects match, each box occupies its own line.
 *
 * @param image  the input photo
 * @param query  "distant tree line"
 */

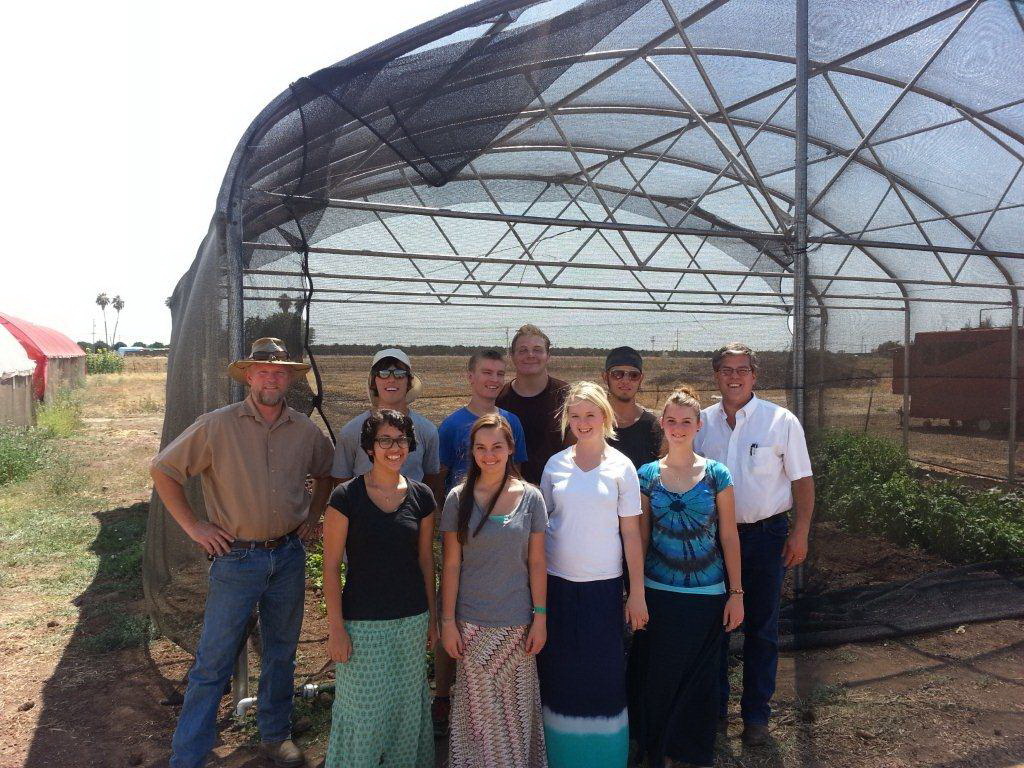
xmin=77 ymin=341 xmax=168 ymax=353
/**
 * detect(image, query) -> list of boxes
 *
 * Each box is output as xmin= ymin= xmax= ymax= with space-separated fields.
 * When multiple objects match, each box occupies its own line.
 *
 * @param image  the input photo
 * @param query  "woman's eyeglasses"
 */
xmin=374 ymin=367 xmax=409 ymax=379
xmin=608 ymin=369 xmax=642 ymax=381
xmin=374 ymin=436 xmax=410 ymax=449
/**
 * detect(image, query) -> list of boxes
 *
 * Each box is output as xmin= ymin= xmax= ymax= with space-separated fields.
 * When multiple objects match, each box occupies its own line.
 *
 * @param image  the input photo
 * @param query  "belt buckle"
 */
xmin=263 ymin=538 xmax=275 ymax=549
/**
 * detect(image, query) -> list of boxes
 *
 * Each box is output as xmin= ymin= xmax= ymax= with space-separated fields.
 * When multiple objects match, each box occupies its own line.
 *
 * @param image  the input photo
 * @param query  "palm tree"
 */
xmin=95 ymin=293 xmax=110 ymax=345
xmin=111 ymin=295 xmax=125 ymax=345
xmin=276 ymin=293 xmax=293 ymax=314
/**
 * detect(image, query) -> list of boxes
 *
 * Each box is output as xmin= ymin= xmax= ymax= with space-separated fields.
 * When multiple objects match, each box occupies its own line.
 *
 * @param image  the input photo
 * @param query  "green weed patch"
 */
xmin=36 ymin=391 xmax=83 ymax=437
xmin=78 ymin=610 xmax=153 ymax=653
xmin=1 ymin=393 xmax=82 ymax=488
xmin=811 ymin=430 xmax=1024 ymax=563
xmin=0 ymin=427 xmax=48 ymax=486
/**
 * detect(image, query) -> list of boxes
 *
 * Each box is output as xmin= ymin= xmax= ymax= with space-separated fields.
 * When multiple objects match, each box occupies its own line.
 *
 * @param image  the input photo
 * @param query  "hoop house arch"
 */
xmin=147 ymin=0 xmax=1024 ymax=652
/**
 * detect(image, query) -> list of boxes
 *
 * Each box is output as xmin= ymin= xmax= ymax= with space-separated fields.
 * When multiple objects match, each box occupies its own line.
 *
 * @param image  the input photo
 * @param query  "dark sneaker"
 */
xmin=741 ymin=722 xmax=771 ymax=747
xmin=431 ymin=695 xmax=451 ymax=737
xmin=260 ymin=738 xmax=305 ymax=767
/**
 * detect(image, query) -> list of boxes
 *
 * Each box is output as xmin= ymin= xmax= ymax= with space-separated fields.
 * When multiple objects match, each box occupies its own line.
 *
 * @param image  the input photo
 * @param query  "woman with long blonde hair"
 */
xmin=537 ymin=381 xmax=647 ymax=768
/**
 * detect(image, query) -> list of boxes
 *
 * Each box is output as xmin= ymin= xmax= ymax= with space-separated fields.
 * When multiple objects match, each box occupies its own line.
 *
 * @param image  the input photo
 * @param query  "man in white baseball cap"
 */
xmin=330 ymin=348 xmax=440 ymax=492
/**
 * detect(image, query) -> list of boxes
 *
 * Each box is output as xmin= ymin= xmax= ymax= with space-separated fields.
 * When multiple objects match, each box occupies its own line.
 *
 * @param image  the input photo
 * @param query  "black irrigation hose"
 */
xmin=286 ymin=82 xmax=335 ymax=443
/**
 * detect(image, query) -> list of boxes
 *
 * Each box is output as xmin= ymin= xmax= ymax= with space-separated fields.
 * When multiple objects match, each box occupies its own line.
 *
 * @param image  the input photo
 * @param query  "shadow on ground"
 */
xmin=22 ymin=503 xmax=190 ymax=768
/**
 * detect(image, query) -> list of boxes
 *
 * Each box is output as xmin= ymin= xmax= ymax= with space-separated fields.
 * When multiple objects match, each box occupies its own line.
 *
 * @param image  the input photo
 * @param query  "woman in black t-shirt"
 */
xmin=322 ymin=409 xmax=437 ymax=768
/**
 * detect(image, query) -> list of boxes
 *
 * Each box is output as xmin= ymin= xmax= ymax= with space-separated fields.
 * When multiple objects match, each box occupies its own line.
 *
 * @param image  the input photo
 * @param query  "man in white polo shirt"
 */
xmin=694 ymin=342 xmax=814 ymax=747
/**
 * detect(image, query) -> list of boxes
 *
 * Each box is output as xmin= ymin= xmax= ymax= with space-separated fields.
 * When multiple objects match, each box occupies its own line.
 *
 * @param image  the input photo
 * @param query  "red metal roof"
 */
xmin=0 ymin=312 xmax=85 ymax=359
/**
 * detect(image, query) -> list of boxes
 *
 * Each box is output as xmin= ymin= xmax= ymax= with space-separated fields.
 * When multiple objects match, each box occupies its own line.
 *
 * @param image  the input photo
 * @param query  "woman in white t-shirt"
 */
xmin=538 ymin=381 xmax=647 ymax=768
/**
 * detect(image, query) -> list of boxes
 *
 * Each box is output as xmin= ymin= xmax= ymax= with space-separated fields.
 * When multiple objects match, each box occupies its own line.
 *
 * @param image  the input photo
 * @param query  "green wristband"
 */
xmin=533 ymin=605 xmax=547 ymax=615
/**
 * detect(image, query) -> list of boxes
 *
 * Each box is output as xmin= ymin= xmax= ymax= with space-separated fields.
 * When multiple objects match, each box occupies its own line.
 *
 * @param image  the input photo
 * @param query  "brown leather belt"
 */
xmin=736 ymin=511 xmax=787 ymax=531
xmin=230 ymin=530 xmax=299 ymax=550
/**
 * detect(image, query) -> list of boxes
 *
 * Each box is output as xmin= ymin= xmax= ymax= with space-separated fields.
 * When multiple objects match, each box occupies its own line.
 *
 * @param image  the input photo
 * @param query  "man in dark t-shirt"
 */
xmin=495 ymin=323 xmax=570 ymax=484
xmin=603 ymin=346 xmax=663 ymax=469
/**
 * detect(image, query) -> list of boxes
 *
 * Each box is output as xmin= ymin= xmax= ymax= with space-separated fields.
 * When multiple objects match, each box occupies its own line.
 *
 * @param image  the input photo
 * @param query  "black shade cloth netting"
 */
xmin=775 ymin=562 xmax=1024 ymax=651
xmin=144 ymin=0 xmax=1024 ymax=657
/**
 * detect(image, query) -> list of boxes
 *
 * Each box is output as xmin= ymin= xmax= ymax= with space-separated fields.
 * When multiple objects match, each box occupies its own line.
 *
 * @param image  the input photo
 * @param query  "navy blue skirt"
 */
xmin=536 ymin=574 xmax=627 ymax=768
xmin=627 ymin=587 xmax=725 ymax=767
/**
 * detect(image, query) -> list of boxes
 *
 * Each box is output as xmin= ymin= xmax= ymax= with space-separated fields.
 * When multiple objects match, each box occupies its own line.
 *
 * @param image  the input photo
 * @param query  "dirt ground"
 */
xmin=1 ymin=360 xmax=1022 ymax=768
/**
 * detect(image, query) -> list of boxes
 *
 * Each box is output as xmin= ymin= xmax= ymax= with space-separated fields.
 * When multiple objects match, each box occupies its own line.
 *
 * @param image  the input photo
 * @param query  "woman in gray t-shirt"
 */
xmin=439 ymin=412 xmax=549 ymax=768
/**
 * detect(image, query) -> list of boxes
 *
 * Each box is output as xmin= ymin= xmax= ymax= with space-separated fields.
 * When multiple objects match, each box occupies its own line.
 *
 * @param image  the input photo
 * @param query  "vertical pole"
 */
xmin=225 ymin=170 xmax=248 ymax=710
xmin=232 ymin=642 xmax=249 ymax=711
xmin=1008 ymin=291 xmax=1018 ymax=482
xmin=226 ymin=201 xmax=245 ymax=404
xmin=792 ymin=0 xmax=809 ymax=425
xmin=790 ymin=0 xmax=811 ymax=735
xmin=902 ymin=301 xmax=911 ymax=451
xmin=817 ymin=315 xmax=826 ymax=430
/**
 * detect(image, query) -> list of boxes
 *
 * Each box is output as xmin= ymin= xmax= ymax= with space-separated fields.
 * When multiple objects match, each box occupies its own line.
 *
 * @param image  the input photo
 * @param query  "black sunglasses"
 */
xmin=374 ymin=367 xmax=409 ymax=379
xmin=608 ymin=369 xmax=642 ymax=381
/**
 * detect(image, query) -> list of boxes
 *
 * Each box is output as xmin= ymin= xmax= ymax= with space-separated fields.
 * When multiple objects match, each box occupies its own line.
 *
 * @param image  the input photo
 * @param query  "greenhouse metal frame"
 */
xmin=202 ymin=0 xmax=1024 ymax=466
xmin=148 ymin=0 xmax=1024 ymax=671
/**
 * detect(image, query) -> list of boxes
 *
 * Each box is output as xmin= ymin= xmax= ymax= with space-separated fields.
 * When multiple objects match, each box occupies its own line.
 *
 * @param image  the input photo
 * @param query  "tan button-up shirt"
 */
xmin=151 ymin=396 xmax=334 ymax=540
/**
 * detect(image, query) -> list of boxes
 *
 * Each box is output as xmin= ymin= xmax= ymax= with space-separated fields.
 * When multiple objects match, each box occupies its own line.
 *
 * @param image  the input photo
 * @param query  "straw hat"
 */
xmin=228 ymin=337 xmax=311 ymax=384
xmin=367 ymin=348 xmax=422 ymax=406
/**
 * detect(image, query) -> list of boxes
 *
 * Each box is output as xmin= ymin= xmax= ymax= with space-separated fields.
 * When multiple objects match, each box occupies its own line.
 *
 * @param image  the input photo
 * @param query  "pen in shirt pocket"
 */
xmin=749 ymin=442 xmax=758 ymax=456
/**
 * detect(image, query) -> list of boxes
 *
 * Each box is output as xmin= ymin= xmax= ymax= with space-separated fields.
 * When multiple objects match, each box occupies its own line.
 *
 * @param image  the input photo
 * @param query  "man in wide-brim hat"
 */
xmin=151 ymin=337 xmax=334 ymax=768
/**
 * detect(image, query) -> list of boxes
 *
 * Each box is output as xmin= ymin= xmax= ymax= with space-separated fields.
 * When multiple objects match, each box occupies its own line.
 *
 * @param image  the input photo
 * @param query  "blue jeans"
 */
xmin=170 ymin=536 xmax=306 ymax=768
xmin=719 ymin=513 xmax=788 ymax=726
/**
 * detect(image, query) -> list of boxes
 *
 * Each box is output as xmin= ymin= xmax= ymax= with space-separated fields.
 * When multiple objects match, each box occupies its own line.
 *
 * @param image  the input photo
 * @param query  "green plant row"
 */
xmin=810 ymin=429 xmax=1024 ymax=564
xmin=86 ymin=349 xmax=124 ymax=374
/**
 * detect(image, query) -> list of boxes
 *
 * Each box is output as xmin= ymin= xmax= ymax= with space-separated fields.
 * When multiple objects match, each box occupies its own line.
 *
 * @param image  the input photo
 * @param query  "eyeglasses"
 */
xmin=251 ymin=351 xmax=289 ymax=361
xmin=374 ymin=436 xmax=410 ymax=448
xmin=718 ymin=366 xmax=753 ymax=377
xmin=608 ymin=369 xmax=642 ymax=381
xmin=374 ymin=367 xmax=409 ymax=379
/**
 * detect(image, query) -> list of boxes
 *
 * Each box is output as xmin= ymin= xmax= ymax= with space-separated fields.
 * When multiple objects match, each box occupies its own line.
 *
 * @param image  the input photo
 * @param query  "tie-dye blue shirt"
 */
xmin=638 ymin=459 xmax=733 ymax=594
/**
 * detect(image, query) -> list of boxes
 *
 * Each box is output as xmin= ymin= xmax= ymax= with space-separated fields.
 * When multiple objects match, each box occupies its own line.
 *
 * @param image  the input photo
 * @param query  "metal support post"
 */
xmin=225 ymin=165 xmax=249 ymax=710
xmin=1009 ymin=292 xmax=1019 ymax=481
xmin=902 ymin=303 xmax=911 ymax=451
xmin=226 ymin=205 xmax=246 ymax=405
xmin=792 ymin=0 xmax=809 ymax=425
xmin=232 ymin=641 xmax=250 ymax=715
xmin=817 ymin=316 xmax=826 ymax=430
xmin=791 ymin=0 xmax=811 ymax=724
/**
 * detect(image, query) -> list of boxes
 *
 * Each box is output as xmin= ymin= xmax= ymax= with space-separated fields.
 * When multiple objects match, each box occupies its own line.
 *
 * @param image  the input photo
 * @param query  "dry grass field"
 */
xmin=314 ymin=352 xmax=792 ymax=427
xmin=1 ymin=360 xmax=1022 ymax=768
xmin=315 ymin=352 xmax=1017 ymax=481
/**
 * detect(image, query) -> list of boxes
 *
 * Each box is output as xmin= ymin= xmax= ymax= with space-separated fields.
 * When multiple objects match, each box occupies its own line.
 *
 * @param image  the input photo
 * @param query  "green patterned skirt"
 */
xmin=326 ymin=611 xmax=434 ymax=768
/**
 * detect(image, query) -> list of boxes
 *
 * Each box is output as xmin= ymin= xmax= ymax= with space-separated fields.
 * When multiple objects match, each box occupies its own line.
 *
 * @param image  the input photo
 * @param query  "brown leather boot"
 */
xmin=260 ymin=738 xmax=305 ymax=767
xmin=741 ymin=722 xmax=771 ymax=747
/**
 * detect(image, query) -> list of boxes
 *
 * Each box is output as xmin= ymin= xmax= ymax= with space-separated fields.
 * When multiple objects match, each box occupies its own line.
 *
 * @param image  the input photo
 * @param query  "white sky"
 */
xmin=1 ymin=0 xmax=469 ymax=346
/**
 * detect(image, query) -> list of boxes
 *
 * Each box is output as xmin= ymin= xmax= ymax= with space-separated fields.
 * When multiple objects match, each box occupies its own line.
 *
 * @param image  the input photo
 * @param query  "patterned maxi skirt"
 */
xmin=536 ymin=575 xmax=628 ymax=768
xmin=449 ymin=622 xmax=547 ymax=768
xmin=325 ymin=612 xmax=434 ymax=768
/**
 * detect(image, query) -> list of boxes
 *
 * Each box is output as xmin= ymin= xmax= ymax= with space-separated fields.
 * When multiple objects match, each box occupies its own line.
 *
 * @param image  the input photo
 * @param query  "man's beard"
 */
xmin=611 ymin=391 xmax=634 ymax=404
xmin=256 ymin=389 xmax=284 ymax=406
